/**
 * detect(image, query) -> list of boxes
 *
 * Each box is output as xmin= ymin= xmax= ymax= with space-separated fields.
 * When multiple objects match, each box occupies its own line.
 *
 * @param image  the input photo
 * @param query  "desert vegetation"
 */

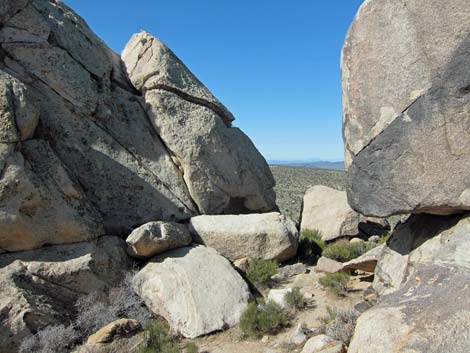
xmin=319 ymin=307 xmax=359 ymax=345
xmin=270 ymin=166 xmax=345 ymax=221
xmin=322 ymin=240 xmax=376 ymax=263
xmin=239 ymin=301 xmax=289 ymax=338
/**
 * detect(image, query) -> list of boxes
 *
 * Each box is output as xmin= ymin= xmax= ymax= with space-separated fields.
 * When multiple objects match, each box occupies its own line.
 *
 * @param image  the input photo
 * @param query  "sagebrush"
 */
xmin=246 ymin=258 xmax=279 ymax=287
xmin=20 ymin=271 xmax=152 ymax=353
xmin=319 ymin=307 xmax=359 ymax=345
xmin=319 ymin=272 xmax=350 ymax=296
xmin=240 ymin=301 xmax=289 ymax=337
xmin=322 ymin=240 xmax=376 ymax=263
xmin=285 ymin=287 xmax=307 ymax=311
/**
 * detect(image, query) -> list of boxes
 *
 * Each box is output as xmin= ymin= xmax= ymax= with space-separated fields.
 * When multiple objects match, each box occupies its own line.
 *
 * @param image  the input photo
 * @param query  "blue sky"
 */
xmin=66 ymin=0 xmax=363 ymax=161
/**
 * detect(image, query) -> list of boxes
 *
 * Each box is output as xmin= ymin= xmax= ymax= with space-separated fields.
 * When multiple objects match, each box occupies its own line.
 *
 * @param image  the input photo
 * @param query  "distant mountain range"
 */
xmin=268 ymin=160 xmax=345 ymax=171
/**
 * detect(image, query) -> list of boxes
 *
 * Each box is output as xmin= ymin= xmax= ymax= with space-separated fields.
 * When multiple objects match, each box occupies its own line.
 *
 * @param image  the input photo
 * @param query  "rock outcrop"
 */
xmin=126 ymin=221 xmax=192 ymax=259
xmin=349 ymin=214 xmax=470 ymax=353
xmin=300 ymin=185 xmax=388 ymax=241
xmin=189 ymin=212 xmax=298 ymax=262
xmin=133 ymin=245 xmax=250 ymax=338
xmin=342 ymin=0 xmax=470 ymax=217
xmin=0 ymin=236 xmax=131 ymax=353
xmin=0 ymin=0 xmax=276 ymax=252
xmin=122 ymin=31 xmax=276 ymax=215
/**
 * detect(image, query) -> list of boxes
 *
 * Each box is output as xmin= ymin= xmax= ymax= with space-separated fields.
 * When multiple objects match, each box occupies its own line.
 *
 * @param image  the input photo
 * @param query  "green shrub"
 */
xmin=378 ymin=232 xmax=391 ymax=245
xmin=298 ymin=229 xmax=325 ymax=263
xmin=240 ymin=301 xmax=289 ymax=337
xmin=184 ymin=342 xmax=199 ymax=353
xmin=246 ymin=258 xmax=279 ymax=287
xmin=138 ymin=321 xmax=180 ymax=353
xmin=322 ymin=240 xmax=376 ymax=263
xmin=285 ymin=287 xmax=306 ymax=311
xmin=319 ymin=307 xmax=359 ymax=345
xmin=319 ymin=272 xmax=350 ymax=296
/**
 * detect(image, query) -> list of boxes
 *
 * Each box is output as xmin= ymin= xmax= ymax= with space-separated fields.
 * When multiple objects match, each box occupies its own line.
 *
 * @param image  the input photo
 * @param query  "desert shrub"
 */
xmin=298 ymin=229 xmax=325 ymax=263
xmin=322 ymin=240 xmax=376 ymax=263
xmin=285 ymin=287 xmax=306 ymax=311
xmin=240 ymin=301 xmax=289 ymax=337
xmin=319 ymin=307 xmax=359 ymax=345
xmin=378 ymin=232 xmax=391 ymax=245
xmin=246 ymin=258 xmax=279 ymax=287
xmin=138 ymin=321 xmax=180 ymax=353
xmin=19 ymin=324 xmax=78 ymax=353
xmin=75 ymin=272 xmax=152 ymax=336
xmin=184 ymin=342 xmax=199 ymax=353
xmin=319 ymin=272 xmax=350 ymax=296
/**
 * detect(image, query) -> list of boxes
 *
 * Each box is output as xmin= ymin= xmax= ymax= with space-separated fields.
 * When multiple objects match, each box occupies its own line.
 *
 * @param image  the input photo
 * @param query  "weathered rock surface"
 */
xmin=300 ymin=335 xmax=334 ymax=353
xmin=349 ymin=214 xmax=470 ymax=353
xmin=300 ymin=186 xmax=360 ymax=241
xmin=122 ymin=31 xmax=276 ymax=215
xmin=343 ymin=0 xmax=470 ymax=217
xmin=290 ymin=324 xmax=307 ymax=346
xmin=315 ymin=257 xmax=343 ymax=274
xmin=0 ymin=0 xmax=275 ymax=252
xmin=267 ymin=288 xmax=292 ymax=309
xmin=133 ymin=245 xmax=250 ymax=338
xmin=0 ymin=236 xmax=131 ymax=353
xmin=126 ymin=221 xmax=192 ymax=259
xmin=272 ymin=263 xmax=307 ymax=282
xmin=74 ymin=319 xmax=146 ymax=353
xmin=342 ymin=244 xmax=384 ymax=273
xmin=189 ymin=212 xmax=298 ymax=262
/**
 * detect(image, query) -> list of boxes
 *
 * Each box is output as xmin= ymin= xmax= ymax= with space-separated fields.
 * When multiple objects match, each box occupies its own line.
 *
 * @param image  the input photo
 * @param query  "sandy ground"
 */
xmin=192 ymin=265 xmax=371 ymax=353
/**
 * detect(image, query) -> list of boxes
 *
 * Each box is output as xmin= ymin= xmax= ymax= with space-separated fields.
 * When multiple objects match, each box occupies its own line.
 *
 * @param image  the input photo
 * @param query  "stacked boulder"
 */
xmin=0 ymin=1 xmax=298 ymax=351
xmin=300 ymin=185 xmax=389 ymax=242
xmin=342 ymin=0 xmax=470 ymax=352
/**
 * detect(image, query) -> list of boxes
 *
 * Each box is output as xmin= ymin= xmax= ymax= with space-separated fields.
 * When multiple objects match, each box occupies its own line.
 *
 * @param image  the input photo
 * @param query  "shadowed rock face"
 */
xmin=0 ymin=1 xmax=276 ymax=252
xmin=342 ymin=0 xmax=470 ymax=217
xmin=0 ymin=236 xmax=132 ymax=353
xmin=349 ymin=214 xmax=470 ymax=353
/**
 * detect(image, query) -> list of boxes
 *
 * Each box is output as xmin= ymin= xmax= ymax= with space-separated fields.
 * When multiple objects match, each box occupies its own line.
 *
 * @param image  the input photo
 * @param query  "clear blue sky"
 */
xmin=66 ymin=0 xmax=363 ymax=161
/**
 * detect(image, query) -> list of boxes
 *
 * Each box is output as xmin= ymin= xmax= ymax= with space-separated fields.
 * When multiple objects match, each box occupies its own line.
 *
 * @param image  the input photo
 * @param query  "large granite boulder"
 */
xmin=300 ymin=186 xmax=388 ymax=241
xmin=0 ymin=236 xmax=132 ymax=353
xmin=122 ymin=31 xmax=276 ymax=215
xmin=0 ymin=0 xmax=275 ymax=252
xmin=133 ymin=245 xmax=250 ymax=338
xmin=349 ymin=214 xmax=470 ymax=353
xmin=189 ymin=212 xmax=298 ymax=262
xmin=300 ymin=185 xmax=359 ymax=241
xmin=342 ymin=0 xmax=470 ymax=217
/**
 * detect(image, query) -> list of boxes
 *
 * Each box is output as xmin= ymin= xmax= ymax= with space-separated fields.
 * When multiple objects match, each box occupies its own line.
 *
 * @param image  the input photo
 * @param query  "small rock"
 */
xmin=315 ymin=257 xmax=343 ymax=273
xmin=290 ymin=324 xmax=307 ymax=346
xmin=267 ymin=288 xmax=292 ymax=309
xmin=126 ymin=221 xmax=192 ymax=259
xmin=349 ymin=238 xmax=364 ymax=244
xmin=272 ymin=263 xmax=308 ymax=282
xmin=342 ymin=245 xmax=385 ymax=273
xmin=233 ymin=257 xmax=250 ymax=273
xmin=368 ymin=235 xmax=380 ymax=243
xmin=262 ymin=335 xmax=270 ymax=343
xmin=301 ymin=334 xmax=333 ymax=353
xmin=86 ymin=319 xmax=142 ymax=345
